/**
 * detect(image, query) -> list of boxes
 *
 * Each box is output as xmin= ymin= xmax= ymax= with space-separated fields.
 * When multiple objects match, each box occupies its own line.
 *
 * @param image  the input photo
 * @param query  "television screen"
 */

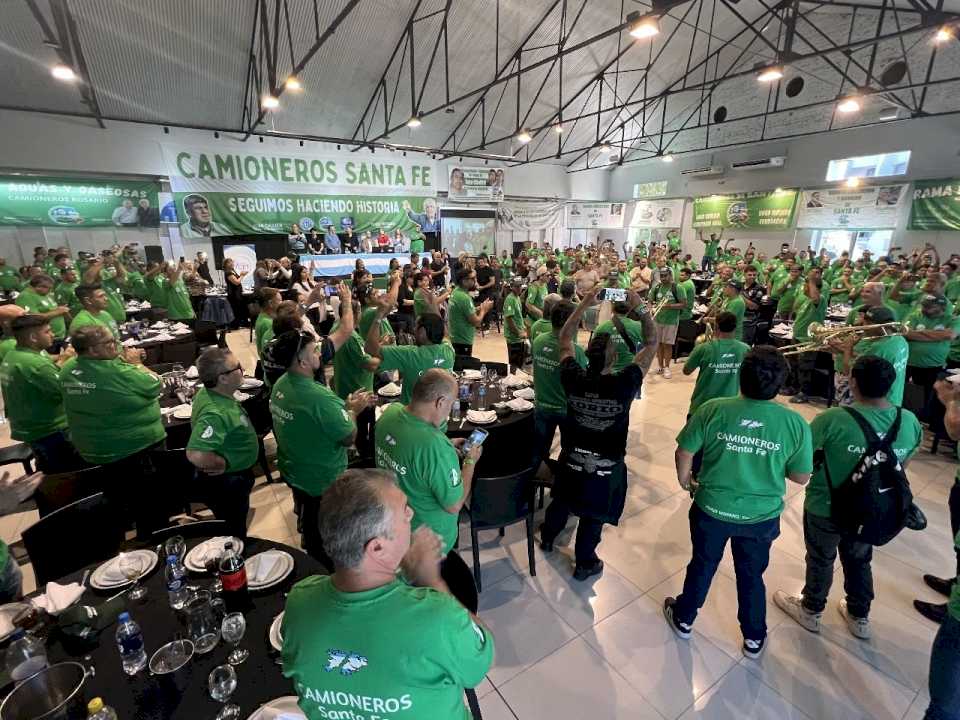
xmin=440 ymin=208 xmax=496 ymax=256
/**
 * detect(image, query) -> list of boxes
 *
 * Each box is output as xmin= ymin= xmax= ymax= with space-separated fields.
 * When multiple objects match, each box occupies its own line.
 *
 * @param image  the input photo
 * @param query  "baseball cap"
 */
xmin=863 ymin=306 xmax=895 ymax=323
xmin=921 ymin=294 xmax=947 ymax=308
xmin=727 ymin=279 xmax=743 ymax=291
xmin=263 ymin=330 xmax=313 ymax=371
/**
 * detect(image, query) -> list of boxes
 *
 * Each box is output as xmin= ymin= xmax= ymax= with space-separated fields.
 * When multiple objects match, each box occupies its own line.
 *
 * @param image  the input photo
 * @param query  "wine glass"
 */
xmin=208 ymin=664 xmax=240 ymax=720
xmin=119 ymin=552 xmax=147 ymax=601
xmin=221 ymin=612 xmax=248 ymax=665
xmin=164 ymin=535 xmax=186 ymax=564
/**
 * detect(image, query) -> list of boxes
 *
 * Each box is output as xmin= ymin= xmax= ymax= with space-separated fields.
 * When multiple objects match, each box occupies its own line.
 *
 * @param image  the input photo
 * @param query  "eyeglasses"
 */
xmin=219 ymin=363 xmax=243 ymax=377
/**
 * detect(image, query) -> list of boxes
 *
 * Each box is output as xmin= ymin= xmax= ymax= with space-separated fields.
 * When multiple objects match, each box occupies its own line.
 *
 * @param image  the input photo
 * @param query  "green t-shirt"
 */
xmin=678 ymin=279 xmax=696 ymax=321
xmin=55 ymin=281 xmax=81 ymax=314
xmin=68 ymin=309 xmax=119 ymax=339
xmin=59 ymin=356 xmax=165 ymax=464
xmin=653 ymin=284 xmax=681 ymax=326
xmin=0 ymin=338 xmax=15 ymax=363
xmin=374 ymin=404 xmax=463 ymax=553
xmin=124 ymin=270 xmax=148 ymax=300
xmin=703 ymin=240 xmax=719 ymax=258
xmin=281 ymin=575 xmax=493 ymax=720
xmin=594 ymin=317 xmax=644 ymax=373
xmin=16 ymin=288 xmax=66 ymax=339
xmin=146 ymin=275 xmax=167 ymax=308
xmin=502 ymin=293 xmax=525 ymax=343
xmin=332 ymin=327 xmax=374 ymax=399
xmin=529 ymin=318 xmax=553 ymax=343
xmin=164 ymin=276 xmax=195 ymax=321
xmin=773 ymin=277 xmax=802 ymax=314
xmin=447 ymin=288 xmax=477 ymax=346
xmin=0 ymin=267 xmax=22 ymax=292
xmin=0 ymin=346 xmax=67 ymax=442
xmin=805 ymin=405 xmax=921 ymax=518
xmin=187 ymin=388 xmax=258 ymax=473
xmin=413 ymin=288 xmax=432 ymax=319
xmin=379 ymin=343 xmax=455 ymax=405
xmin=526 ymin=283 xmax=547 ymax=312
xmin=255 ymin=312 xmax=274 ymax=358
xmin=270 ymin=373 xmax=354 ymax=495
xmin=531 ymin=332 xmax=588 ymax=415
xmin=845 ymin=301 xmax=900 ymax=325
xmin=684 ymin=338 xmax=750 ymax=415
xmin=359 ymin=307 xmax=394 ymax=343
xmin=792 ymin=292 xmax=827 ymax=341
xmin=409 ymin=238 xmax=425 ymax=254
xmin=100 ymin=273 xmax=127 ymax=324
xmin=946 ymin=277 xmax=960 ymax=305
xmin=722 ymin=295 xmax=747 ymax=341
xmin=677 ymin=396 xmax=813 ymax=523
xmin=853 ymin=335 xmax=908 ymax=406
xmin=905 ymin=309 xmax=960 ymax=368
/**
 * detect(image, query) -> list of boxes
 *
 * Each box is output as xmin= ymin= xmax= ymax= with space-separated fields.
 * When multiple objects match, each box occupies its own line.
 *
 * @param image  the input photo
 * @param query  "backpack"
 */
xmin=823 ymin=407 xmax=913 ymax=546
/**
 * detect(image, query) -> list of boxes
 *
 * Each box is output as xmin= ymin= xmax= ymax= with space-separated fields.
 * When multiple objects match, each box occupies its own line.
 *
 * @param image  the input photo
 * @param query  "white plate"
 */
xmin=90 ymin=550 xmax=159 ymax=590
xmin=240 ymin=378 xmax=264 ymax=390
xmin=377 ymin=385 xmax=402 ymax=397
xmin=171 ymin=405 xmax=193 ymax=420
xmin=246 ymin=551 xmax=294 ymax=591
xmin=268 ymin=611 xmax=284 ymax=652
xmin=184 ymin=537 xmax=244 ymax=573
xmin=465 ymin=411 xmax=498 ymax=425
xmin=0 ymin=603 xmax=30 ymax=642
xmin=246 ymin=696 xmax=304 ymax=720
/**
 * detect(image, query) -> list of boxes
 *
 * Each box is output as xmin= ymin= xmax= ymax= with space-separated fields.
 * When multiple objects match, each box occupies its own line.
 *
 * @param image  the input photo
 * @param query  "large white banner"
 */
xmin=566 ymin=202 xmax=626 ymax=229
xmin=448 ymin=165 xmax=504 ymax=202
xmin=224 ymin=244 xmax=257 ymax=291
xmin=796 ymin=184 xmax=907 ymax=229
xmin=495 ymin=200 xmax=565 ymax=231
xmin=628 ymin=198 xmax=686 ymax=228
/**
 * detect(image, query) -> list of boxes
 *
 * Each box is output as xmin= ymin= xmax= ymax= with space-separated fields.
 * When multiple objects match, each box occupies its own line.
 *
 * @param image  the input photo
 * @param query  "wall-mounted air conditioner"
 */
xmin=730 ymin=156 xmax=786 ymax=171
xmin=680 ymin=165 xmax=724 ymax=177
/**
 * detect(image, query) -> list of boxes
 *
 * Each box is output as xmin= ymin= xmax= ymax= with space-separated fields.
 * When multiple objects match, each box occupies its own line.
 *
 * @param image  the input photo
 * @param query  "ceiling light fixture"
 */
xmin=261 ymin=95 xmax=280 ymax=110
xmin=756 ymin=65 xmax=784 ymax=83
xmin=516 ymin=129 xmax=532 ymax=143
xmin=878 ymin=113 xmax=898 ymax=121
xmin=285 ymin=76 xmax=302 ymax=91
xmin=554 ymin=123 xmax=564 ymax=134
xmin=51 ymin=64 xmax=76 ymax=81
xmin=599 ymin=143 xmax=612 ymax=153
xmin=845 ymin=177 xmax=861 ymax=188
xmin=407 ymin=114 xmax=422 ymax=128
xmin=837 ymin=95 xmax=861 ymax=113
xmin=661 ymin=153 xmax=674 ymax=163
xmin=934 ymin=26 xmax=953 ymax=43
xmin=627 ymin=11 xmax=660 ymax=39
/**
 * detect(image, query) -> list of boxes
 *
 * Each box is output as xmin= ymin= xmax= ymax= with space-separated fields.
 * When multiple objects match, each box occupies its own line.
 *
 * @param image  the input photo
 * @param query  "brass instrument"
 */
xmin=695 ymin=295 xmax=723 ymax=345
xmin=779 ymin=321 xmax=907 ymax=356
xmin=640 ymin=294 xmax=670 ymax=317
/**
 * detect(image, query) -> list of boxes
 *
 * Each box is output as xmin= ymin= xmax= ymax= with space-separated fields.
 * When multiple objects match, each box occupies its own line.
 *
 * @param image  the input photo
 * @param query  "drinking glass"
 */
xmin=164 ymin=535 xmax=186 ymax=563
xmin=119 ymin=552 xmax=147 ymax=600
xmin=204 ymin=552 xmax=223 ymax=594
xmin=221 ymin=612 xmax=248 ymax=665
xmin=208 ymin=664 xmax=240 ymax=720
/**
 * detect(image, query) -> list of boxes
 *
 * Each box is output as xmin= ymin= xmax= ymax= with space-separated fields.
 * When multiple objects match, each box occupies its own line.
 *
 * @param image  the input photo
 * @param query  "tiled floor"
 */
xmin=2 ymin=326 xmax=955 ymax=720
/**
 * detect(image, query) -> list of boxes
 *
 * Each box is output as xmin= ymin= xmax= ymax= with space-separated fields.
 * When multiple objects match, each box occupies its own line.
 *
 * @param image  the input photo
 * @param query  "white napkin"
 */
xmin=513 ymin=387 xmax=535 ymax=401
xmin=122 ymin=338 xmax=140 ymax=347
xmin=100 ymin=557 xmax=127 ymax=584
xmin=150 ymin=322 xmax=166 ymax=329
xmin=31 ymin=582 xmax=84 ymax=614
xmin=461 ymin=369 xmax=482 ymax=380
xmin=171 ymin=328 xmax=192 ymax=336
xmin=185 ymin=365 xmax=199 ymax=379
xmin=501 ymin=374 xmax=528 ymax=388
xmin=506 ymin=398 xmax=534 ymax=412
xmin=0 ymin=611 xmax=14 ymax=638
xmin=466 ymin=409 xmax=497 ymax=424
xmin=377 ymin=382 xmax=401 ymax=396
xmin=511 ymin=369 xmax=532 ymax=383
xmin=140 ymin=302 xmax=152 ymax=309
xmin=194 ymin=537 xmax=237 ymax=566
xmin=170 ymin=403 xmax=193 ymax=418
xmin=233 ymin=391 xmax=251 ymax=402
xmin=247 ymin=551 xmax=283 ymax=584
xmin=150 ymin=333 xmax=175 ymax=342
xmin=171 ymin=322 xmax=189 ymax=331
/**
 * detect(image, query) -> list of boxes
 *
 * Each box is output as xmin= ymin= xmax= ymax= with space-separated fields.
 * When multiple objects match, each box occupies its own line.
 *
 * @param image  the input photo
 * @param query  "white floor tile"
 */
xmin=475 ymin=690 xmax=518 ymax=720
xmin=678 ymin=665 xmax=812 ymax=719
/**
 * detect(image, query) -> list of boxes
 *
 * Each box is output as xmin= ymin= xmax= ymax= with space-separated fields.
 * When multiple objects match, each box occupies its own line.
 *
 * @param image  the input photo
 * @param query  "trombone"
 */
xmin=639 ymin=294 xmax=670 ymax=317
xmin=779 ymin=321 xmax=907 ymax=355
xmin=695 ymin=294 xmax=723 ymax=345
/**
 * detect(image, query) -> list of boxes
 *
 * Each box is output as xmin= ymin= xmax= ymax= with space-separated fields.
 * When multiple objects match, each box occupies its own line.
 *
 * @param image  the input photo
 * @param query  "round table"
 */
xmin=43 ymin=537 xmax=324 ymax=720
xmin=160 ymin=384 xmax=267 ymax=449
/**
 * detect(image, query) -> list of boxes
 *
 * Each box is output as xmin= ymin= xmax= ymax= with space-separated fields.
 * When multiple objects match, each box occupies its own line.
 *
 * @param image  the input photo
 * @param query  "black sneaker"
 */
xmin=537 ymin=524 xmax=554 ymax=553
xmin=923 ymin=574 xmax=956 ymax=598
xmin=789 ymin=393 xmax=809 ymax=404
xmin=914 ymin=600 xmax=948 ymax=625
xmin=573 ymin=559 xmax=603 ymax=581
xmin=663 ymin=597 xmax=692 ymax=639
xmin=742 ymin=637 xmax=765 ymax=659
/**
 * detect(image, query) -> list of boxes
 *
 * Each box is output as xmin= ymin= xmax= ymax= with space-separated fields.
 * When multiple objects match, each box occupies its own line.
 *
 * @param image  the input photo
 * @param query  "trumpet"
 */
xmin=779 ymin=321 xmax=907 ymax=355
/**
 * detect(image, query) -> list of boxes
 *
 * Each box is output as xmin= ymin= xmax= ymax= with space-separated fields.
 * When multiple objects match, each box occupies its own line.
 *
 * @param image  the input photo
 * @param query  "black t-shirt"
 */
xmin=431 ymin=260 xmax=447 ymax=288
xmin=476 ymin=266 xmax=495 ymax=297
xmin=742 ymin=282 xmax=767 ymax=317
xmin=398 ymin=284 xmax=415 ymax=315
xmin=560 ymin=358 xmax=642 ymax=458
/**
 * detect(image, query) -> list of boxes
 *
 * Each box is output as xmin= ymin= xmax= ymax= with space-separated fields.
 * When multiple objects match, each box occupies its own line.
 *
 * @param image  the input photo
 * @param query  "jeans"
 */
xmin=908 ymin=365 xmax=942 ymax=420
xmin=192 ymin=469 xmax=255 ymax=539
xmin=674 ymin=504 xmax=780 ymax=641
xmin=100 ymin=441 xmax=167 ymax=539
xmin=790 ymin=351 xmax=816 ymax=395
xmin=801 ymin=511 xmax=874 ymax=617
xmin=533 ymin=409 xmax=565 ymax=470
xmin=452 ymin=343 xmax=473 ymax=357
xmin=540 ymin=496 xmax=605 ymax=566
xmin=925 ymin=614 xmax=960 ymax=720
xmin=355 ymin=405 xmax=376 ymax=461
xmin=701 ymin=256 xmax=714 ymax=272
xmin=507 ymin=342 xmax=526 ymax=371
xmin=29 ymin=430 xmax=83 ymax=474
xmin=0 ymin=555 xmax=23 ymax=603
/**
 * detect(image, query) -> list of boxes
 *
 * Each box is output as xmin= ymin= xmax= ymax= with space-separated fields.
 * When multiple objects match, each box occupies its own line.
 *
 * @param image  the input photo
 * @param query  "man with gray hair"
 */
xmin=281 ymin=469 xmax=494 ymax=719
xmin=186 ymin=347 xmax=259 ymax=538
xmin=846 ymin=281 xmax=899 ymax=324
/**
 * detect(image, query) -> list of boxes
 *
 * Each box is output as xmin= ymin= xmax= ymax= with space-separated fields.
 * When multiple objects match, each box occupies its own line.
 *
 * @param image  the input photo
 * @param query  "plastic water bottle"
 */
xmin=5 ymin=630 xmax=48 ymax=681
xmin=479 ymin=363 xmax=488 ymax=383
xmin=450 ymin=397 xmax=461 ymax=422
xmin=116 ymin=611 xmax=148 ymax=676
xmin=458 ymin=381 xmax=471 ymax=415
xmin=165 ymin=555 xmax=189 ymax=610
xmin=477 ymin=382 xmax=487 ymax=411
xmin=87 ymin=697 xmax=118 ymax=719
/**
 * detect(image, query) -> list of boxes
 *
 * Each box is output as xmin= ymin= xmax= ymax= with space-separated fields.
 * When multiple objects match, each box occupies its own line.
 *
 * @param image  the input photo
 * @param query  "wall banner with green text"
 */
xmin=0 ymin=175 xmax=160 ymax=227
xmin=691 ymin=189 xmax=798 ymax=229
xmin=909 ymin=178 xmax=960 ymax=231
xmin=161 ymin=143 xmax=438 ymax=238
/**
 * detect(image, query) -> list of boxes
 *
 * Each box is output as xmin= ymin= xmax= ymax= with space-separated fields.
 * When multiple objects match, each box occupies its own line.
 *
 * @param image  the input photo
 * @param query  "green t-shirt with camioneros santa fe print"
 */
xmin=281 ymin=575 xmax=493 ymax=720
xmin=374 ymin=403 xmax=463 ymax=553
xmin=677 ymin=396 xmax=813 ymax=523
xmin=59 ymin=356 xmax=165 ymax=464
xmin=805 ymin=405 xmax=921 ymax=519
xmin=531 ymin=332 xmax=587 ymax=415
xmin=379 ymin=342 xmax=455 ymax=405
xmin=0 ymin=346 xmax=67 ymax=442
xmin=683 ymin=338 xmax=750 ymax=415
xmin=187 ymin=387 xmax=258 ymax=474
xmin=852 ymin=335 xmax=908 ymax=406
xmin=502 ymin=293 xmax=525 ymax=344
xmin=270 ymin=372 xmax=354 ymax=496
xmin=447 ymin=288 xmax=477 ymax=346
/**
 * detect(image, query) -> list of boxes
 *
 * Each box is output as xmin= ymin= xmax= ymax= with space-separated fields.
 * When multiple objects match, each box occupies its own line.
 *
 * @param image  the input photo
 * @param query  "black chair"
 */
xmin=454 ymin=355 xmax=483 ymax=371
xmin=903 ymin=382 xmax=926 ymax=419
xmin=34 ymin=464 xmax=110 ymax=518
xmin=673 ymin=320 xmax=701 ymax=360
xmin=247 ymin=303 xmax=261 ymax=343
xmin=22 ymin=493 xmax=125 ymax=585
xmin=0 ymin=443 xmax=34 ymax=476
xmin=147 ymin=447 xmax=199 ymax=522
xmin=464 ymin=465 xmax=538 ymax=592
xmin=162 ymin=340 xmax=199 ymax=366
xmin=151 ymin=519 xmax=228 ymax=544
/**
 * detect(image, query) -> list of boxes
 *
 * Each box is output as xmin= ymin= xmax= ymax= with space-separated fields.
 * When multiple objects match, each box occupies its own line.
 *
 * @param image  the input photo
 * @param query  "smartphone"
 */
xmin=603 ymin=287 xmax=627 ymax=302
xmin=324 ymin=285 xmax=338 ymax=297
xmin=461 ymin=428 xmax=489 ymax=454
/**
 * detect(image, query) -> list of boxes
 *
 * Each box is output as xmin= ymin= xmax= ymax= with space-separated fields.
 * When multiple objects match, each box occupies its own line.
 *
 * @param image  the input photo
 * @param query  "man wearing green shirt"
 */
xmin=333 ymin=298 xmax=382 ymax=460
xmin=186 ymin=348 xmax=260 ymax=539
xmin=594 ymin=295 xmax=646 ymax=374
xmin=83 ymin=259 xmax=127 ymax=324
xmin=0 ymin=259 xmax=22 ymax=293
xmin=68 ymin=284 xmax=119 ymax=339
xmin=162 ymin=264 xmax=196 ymax=322
xmin=652 ymin=268 xmax=686 ymax=378
xmin=0 ymin=315 xmax=79 ymax=472
xmin=832 ymin=307 xmax=908 ymax=406
xmin=772 ymin=264 xmax=803 ymax=316
xmin=270 ymin=330 xmax=374 ymax=562
xmin=525 ymin=268 xmax=549 ymax=322
xmin=281 ymin=469 xmax=493 ymax=720
xmin=677 ymin=267 xmax=696 ymax=323
xmin=667 ymin=347 xmax=813 ymax=658
xmin=775 ymin=356 xmax=921 ymax=640
xmin=446 ymin=268 xmax=493 ymax=357
xmin=787 ymin=276 xmax=827 ymax=404
xmin=374 ymin=369 xmax=482 ymax=589
xmin=15 ymin=274 xmax=69 ymax=343
xmin=699 ymin=230 xmax=721 ymax=272
xmin=55 ymin=267 xmax=81 ymax=315
xmin=720 ymin=280 xmax=747 ymax=341
xmin=904 ymin=294 xmax=960 ymax=410
xmin=502 ymin=277 xmax=528 ymax=369
xmin=683 ymin=311 xmax=749 ymax=416
xmin=254 ymin=288 xmax=282 ymax=359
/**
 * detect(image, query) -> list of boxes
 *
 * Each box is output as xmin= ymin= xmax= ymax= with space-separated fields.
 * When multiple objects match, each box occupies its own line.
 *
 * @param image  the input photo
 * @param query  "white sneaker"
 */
xmin=773 ymin=590 xmax=821 ymax=633
xmin=655 ymin=367 xmax=663 ymax=375
xmin=663 ymin=367 xmax=672 ymax=379
xmin=838 ymin=600 xmax=871 ymax=639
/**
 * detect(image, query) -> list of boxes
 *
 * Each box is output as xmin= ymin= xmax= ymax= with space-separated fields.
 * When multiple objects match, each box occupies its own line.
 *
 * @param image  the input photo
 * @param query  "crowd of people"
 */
xmin=0 ymin=234 xmax=959 ymax=719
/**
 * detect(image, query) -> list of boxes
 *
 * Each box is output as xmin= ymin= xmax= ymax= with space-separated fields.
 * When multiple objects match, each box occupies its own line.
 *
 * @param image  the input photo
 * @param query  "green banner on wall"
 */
xmin=909 ymin=178 xmax=960 ymax=231
xmin=0 ymin=176 xmax=160 ymax=227
xmin=692 ymin=190 xmax=798 ymax=229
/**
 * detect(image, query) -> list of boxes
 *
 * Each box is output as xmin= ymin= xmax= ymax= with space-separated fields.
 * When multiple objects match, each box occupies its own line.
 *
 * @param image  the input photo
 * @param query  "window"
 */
xmin=825 ymin=151 xmax=910 ymax=182
xmin=811 ymin=229 xmax=893 ymax=260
